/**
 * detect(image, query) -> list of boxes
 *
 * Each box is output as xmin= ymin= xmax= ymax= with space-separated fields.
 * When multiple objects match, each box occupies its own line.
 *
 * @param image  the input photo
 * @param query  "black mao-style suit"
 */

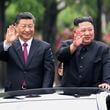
xmin=57 ymin=39 xmax=110 ymax=87
xmin=0 ymin=38 xmax=55 ymax=91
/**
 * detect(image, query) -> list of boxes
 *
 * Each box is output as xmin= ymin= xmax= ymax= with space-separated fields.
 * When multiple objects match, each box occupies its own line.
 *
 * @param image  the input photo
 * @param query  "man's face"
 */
xmin=15 ymin=19 xmax=35 ymax=41
xmin=78 ymin=21 xmax=95 ymax=45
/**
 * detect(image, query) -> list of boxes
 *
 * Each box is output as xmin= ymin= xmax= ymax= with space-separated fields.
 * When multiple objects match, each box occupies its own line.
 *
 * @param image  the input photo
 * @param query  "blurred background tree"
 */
xmin=0 ymin=0 xmax=110 ymax=88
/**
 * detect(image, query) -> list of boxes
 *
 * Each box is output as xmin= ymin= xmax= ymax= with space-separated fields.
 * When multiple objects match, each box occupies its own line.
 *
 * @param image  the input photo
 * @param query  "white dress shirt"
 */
xmin=4 ymin=38 xmax=33 ymax=55
xmin=19 ymin=38 xmax=32 ymax=55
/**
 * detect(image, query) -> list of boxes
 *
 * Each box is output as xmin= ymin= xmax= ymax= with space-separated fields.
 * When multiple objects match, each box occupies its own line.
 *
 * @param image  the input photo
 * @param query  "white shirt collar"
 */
xmin=19 ymin=38 xmax=33 ymax=46
xmin=19 ymin=38 xmax=33 ymax=54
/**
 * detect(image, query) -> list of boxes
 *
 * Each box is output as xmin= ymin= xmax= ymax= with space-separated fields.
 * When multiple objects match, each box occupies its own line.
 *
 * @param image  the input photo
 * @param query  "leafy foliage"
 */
xmin=57 ymin=0 xmax=98 ymax=31
xmin=5 ymin=0 xmax=44 ymax=31
xmin=4 ymin=0 xmax=110 ymax=36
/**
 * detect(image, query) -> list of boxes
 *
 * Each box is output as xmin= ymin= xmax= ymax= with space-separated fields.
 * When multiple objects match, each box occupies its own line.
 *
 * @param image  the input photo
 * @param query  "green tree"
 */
xmin=0 ymin=0 xmax=110 ymax=88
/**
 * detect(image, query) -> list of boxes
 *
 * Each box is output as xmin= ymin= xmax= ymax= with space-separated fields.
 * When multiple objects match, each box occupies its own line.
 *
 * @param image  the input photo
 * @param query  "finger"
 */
xmin=99 ymin=84 xmax=110 ymax=90
xmin=98 ymin=84 xmax=106 ymax=88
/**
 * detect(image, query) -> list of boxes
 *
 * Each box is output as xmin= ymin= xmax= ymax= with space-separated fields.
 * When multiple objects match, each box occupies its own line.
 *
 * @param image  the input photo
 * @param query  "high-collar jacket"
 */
xmin=57 ymin=39 xmax=110 ymax=87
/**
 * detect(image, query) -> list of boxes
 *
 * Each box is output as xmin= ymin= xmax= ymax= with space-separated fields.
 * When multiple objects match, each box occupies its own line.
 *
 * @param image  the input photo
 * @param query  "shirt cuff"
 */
xmin=3 ymin=41 xmax=12 ymax=51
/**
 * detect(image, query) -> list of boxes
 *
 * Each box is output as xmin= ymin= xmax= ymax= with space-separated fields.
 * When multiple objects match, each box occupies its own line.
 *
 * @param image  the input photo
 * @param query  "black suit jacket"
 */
xmin=57 ymin=39 xmax=110 ymax=87
xmin=0 ymin=38 xmax=55 ymax=91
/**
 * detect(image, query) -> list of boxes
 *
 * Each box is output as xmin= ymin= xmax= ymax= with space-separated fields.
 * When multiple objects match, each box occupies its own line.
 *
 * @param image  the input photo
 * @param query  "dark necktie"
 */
xmin=22 ymin=43 xmax=28 ymax=89
xmin=23 ymin=43 xmax=28 ymax=64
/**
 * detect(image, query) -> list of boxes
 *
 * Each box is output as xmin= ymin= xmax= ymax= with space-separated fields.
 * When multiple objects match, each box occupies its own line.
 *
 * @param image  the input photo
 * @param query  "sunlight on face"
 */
xmin=15 ymin=19 xmax=35 ymax=41
xmin=78 ymin=22 xmax=94 ymax=45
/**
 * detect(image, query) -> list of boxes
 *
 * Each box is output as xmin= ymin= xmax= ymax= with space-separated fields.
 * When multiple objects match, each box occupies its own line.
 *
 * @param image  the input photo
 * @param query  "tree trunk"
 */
xmin=0 ymin=0 xmax=7 ymax=89
xmin=95 ymin=0 xmax=102 ymax=41
xmin=0 ymin=0 xmax=5 ymax=41
xmin=42 ymin=1 xmax=58 ymax=51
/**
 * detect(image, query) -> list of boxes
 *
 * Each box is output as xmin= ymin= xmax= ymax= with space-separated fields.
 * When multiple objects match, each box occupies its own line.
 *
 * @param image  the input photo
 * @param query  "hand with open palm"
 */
xmin=5 ymin=25 xmax=18 ymax=44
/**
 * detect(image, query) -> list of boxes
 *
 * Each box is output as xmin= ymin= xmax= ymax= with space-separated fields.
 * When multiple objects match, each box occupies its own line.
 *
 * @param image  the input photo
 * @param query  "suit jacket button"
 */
xmin=79 ymin=75 xmax=82 ymax=78
xmin=79 ymin=65 xmax=83 ymax=69
xmin=24 ymin=71 xmax=27 ymax=74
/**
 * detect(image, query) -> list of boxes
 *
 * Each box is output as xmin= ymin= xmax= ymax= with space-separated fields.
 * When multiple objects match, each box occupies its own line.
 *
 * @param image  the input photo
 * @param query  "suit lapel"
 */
xmin=26 ymin=39 xmax=40 ymax=66
xmin=13 ymin=39 xmax=25 ymax=67
xmin=13 ymin=39 xmax=40 ymax=67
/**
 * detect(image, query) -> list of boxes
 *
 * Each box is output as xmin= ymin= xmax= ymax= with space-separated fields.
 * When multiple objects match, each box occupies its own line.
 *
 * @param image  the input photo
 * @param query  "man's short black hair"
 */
xmin=73 ymin=16 xmax=94 ymax=26
xmin=14 ymin=12 xmax=36 ymax=24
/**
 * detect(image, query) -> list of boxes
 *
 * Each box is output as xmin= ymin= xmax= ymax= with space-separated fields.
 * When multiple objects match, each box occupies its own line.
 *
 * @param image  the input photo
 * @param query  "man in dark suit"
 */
xmin=57 ymin=16 xmax=110 ymax=90
xmin=0 ymin=12 xmax=55 ymax=91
